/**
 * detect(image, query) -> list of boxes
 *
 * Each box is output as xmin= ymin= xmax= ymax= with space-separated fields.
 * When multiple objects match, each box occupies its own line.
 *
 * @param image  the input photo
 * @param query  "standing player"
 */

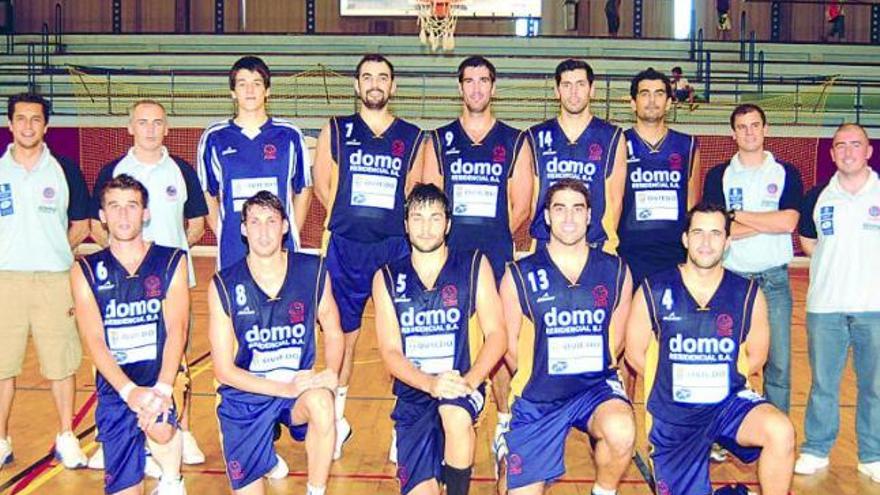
xmin=500 ymin=179 xmax=635 ymax=495
xmin=625 ymin=203 xmax=795 ymax=495
xmin=420 ymin=55 xmax=532 ymax=469
xmin=618 ymin=67 xmax=700 ymax=286
xmin=372 ymin=184 xmax=507 ymax=495
xmin=526 ymin=59 xmax=627 ymax=255
xmin=88 ymin=99 xmax=207 ymax=469
xmin=313 ymin=54 xmax=426 ymax=459
xmin=70 ymin=174 xmax=188 ymax=494
xmin=0 ymin=93 xmax=90 ymax=468
xmin=198 ymin=55 xmax=312 ymax=271
xmin=208 ymin=191 xmax=344 ymax=495
xmin=702 ymin=104 xmax=803 ymax=415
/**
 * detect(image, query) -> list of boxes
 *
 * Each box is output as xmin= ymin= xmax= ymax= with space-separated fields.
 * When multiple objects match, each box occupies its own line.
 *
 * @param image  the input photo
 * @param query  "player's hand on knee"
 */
xmin=431 ymin=371 xmax=471 ymax=399
xmin=284 ymin=370 xmax=316 ymax=398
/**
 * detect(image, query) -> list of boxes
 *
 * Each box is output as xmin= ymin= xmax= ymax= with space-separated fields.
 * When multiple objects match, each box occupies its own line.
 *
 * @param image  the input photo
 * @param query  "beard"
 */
xmin=465 ymin=97 xmax=490 ymax=114
xmin=360 ymin=90 xmax=389 ymax=110
xmin=688 ymin=252 xmax=723 ymax=270
xmin=411 ymin=238 xmax=445 ymax=254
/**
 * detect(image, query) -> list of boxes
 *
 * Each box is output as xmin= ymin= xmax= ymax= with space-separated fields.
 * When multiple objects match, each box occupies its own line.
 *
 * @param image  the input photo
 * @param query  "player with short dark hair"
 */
xmin=71 ymin=174 xmax=189 ymax=494
xmin=313 ymin=54 xmax=426 ymax=460
xmin=500 ymin=178 xmax=635 ymax=495
xmin=208 ymin=190 xmax=344 ymax=495
xmin=626 ymin=202 xmax=795 ymax=495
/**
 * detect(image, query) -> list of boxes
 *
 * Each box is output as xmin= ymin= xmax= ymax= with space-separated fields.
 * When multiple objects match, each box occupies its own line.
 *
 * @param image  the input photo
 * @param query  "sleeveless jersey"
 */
xmin=642 ymin=267 xmax=759 ymax=425
xmin=619 ymin=128 xmax=696 ymax=250
xmin=381 ymin=249 xmax=482 ymax=403
xmin=432 ymin=119 xmax=525 ymax=246
xmin=509 ymin=247 xmax=626 ymax=403
xmin=197 ymin=118 xmax=311 ymax=270
xmin=78 ymin=244 xmax=185 ymax=397
xmin=526 ymin=117 xmax=623 ymax=250
xmin=213 ymin=252 xmax=325 ymax=404
xmin=328 ymin=114 xmax=423 ymax=242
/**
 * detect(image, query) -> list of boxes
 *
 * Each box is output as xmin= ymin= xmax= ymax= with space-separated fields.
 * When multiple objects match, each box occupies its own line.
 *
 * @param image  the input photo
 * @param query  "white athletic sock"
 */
xmin=497 ymin=412 xmax=512 ymax=428
xmin=591 ymin=484 xmax=616 ymax=495
xmin=335 ymin=386 xmax=349 ymax=421
xmin=146 ymin=429 xmax=182 ymax=481
xmin=306 ymin=483 xmax=326 ymax=495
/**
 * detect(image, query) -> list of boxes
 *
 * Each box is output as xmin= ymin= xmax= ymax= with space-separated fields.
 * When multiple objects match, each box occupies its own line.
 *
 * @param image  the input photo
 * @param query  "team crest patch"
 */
xmin=144 ymin=275 xmax=162 ymax=298
xmin=716 ymin=313 xmax=734 ymax=337
xmin=228 ymin=460 xmax=244 ymax=481
xmin=507 ymin=453 xmax=523 ymax=475
xmin=42 ymin=186 xmax=56 ymax=200
xmin=263 ymin=144 xmax=277 ymax=160
xmin=492 ymin=144 xmax=506 ymax=163
xmin=396 ymin=464 xmax=409 ymax=485
xmin=166 ymin=185 xmax=178 ymax=199
xmin=592 ymin=285 xmax=609 ymax=307
xmin=289 ymin=301 xmax=305 ymax=324
xmin=441 ymin=285 xmax=458 ymax=307
xmin=656 ymin=480 xmax=671 ymax=495
xmin=668 ymin=153 xmax=683 ymax=170
xmin=391 ymin=139 xmax=406 ymax=158
xmin=767 ymin=183 xmax=778 ymax=194
xmin=870 ymin=206 xmax=880 ymax=217
xmin=589 ymin=143 xmax=603 ymax=161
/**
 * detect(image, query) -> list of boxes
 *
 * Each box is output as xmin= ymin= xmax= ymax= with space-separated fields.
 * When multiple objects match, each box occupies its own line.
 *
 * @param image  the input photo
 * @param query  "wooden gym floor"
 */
xmin=0 ymin=258 xmax=877 ymax=494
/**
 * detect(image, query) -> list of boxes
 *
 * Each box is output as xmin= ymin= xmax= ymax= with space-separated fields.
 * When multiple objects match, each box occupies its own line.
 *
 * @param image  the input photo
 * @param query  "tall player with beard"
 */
xmin=421 ymin=55 xmax=532 ymax=475
xmin=70 ymin=175 xmax=188 ymax=494
xmin=313 ymin=54 xmax=426 ymax=460
xmin=500 ymin=179 xmax=635 ymax=495
xmin=372 ymin=184 xmax=506 ymax=495
xmin=625 ymin=203 xmax=794 ymax=495
xmin=526 ymin=59 xmax=627 ymax=255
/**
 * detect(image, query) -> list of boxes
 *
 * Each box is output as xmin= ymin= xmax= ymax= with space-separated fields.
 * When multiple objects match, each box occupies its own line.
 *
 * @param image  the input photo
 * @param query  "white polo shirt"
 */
xmin=799 ymin=170 xmax=880 ymax=313
xmin=90 ymin=147 xmax=208 ymax=286
xmin=703 ymin=152 xmax=803 ymax=273
xmin=0 ymin=144 xmax=89 ymax=272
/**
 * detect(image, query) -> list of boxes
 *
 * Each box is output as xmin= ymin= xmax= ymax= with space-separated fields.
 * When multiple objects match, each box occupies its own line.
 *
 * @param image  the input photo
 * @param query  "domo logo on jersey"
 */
xmin=104 ymin=298 xmax=162 ymax=319
xmin=669 ymin=333 xmax=735 ymax=355
xmin=449 ymin=158 xmax=503 ymax=178
xmin=546 ymin=156 xmax=596 ymax=179
xmin=245 ymin=323 xmax=307 ymax=344
xmin=543 ymin=307 xmax=607 ymax=328
xmin=629 ymin=167 xmax=682 ymax=186
xmin=400 ymin=307 xmax=461 ymax=327
xmin=349 ymin=149 xmax=402 ymax=171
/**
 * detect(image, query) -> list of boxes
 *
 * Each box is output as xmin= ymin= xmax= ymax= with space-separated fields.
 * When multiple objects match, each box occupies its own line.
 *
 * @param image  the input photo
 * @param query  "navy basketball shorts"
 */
xmin=504 ymin=376 xmax=630 ymax=490
xmin=392 ymin=386 xmax=486 ymax=494
xmin=325 ymin=233 xmax=410 ymax=332
xmin=96 ymin=394 xmax=178 ymax=494
xmin=217 ymin=395 xmax=307 ymax=490
xmin=650 ymin=389 xmax=766 ymax=495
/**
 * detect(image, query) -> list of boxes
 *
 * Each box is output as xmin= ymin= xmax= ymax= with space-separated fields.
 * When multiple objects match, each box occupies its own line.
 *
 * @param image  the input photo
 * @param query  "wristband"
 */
xmin=119 ymin=382 xmax=136 ymax=403
xmin=153 ymin=382 xmax=173 ymax=397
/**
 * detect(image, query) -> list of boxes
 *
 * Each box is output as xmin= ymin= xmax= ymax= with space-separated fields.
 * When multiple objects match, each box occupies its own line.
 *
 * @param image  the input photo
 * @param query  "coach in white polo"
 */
xmin=88 ymin=99 xmax=208 ymax=468
xmin=702 ymin=103 xmax=803 ymax=414
xmin=794 ymin=122 xmax=880 ymax=483
xmin=0 ymin=93 xmax=89 ymax=469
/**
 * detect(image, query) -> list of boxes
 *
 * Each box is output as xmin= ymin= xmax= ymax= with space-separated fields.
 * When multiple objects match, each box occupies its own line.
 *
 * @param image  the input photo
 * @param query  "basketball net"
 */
xmin=416 ymin=0 xmax=464 ymax=51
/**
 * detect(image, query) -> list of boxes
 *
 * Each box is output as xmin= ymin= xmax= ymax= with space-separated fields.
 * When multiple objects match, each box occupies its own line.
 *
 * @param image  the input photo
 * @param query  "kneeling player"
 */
xmin=626 ymin=203 xmax=795 ymax=495
xmin=208 ymin=191 xmax=344 ymax=495
xmin=372 ymin=184 xmax=507 ymax=495
xmin=71 ymin=174 xmax=187 ymax=494
xmin=500 ymin=178 xmax=635 ymax=495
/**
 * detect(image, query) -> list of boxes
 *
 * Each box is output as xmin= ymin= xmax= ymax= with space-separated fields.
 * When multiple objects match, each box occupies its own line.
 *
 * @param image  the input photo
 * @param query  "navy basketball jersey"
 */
xmin=526 ymin=117 xmax=623 ymax=250
xmin=619 ymin=128 xmax=696 ymax=250
xmin=433 ymin=119 xmax=525 ymax=247
xmin=509 ymin=247 xmax=626 ymax=403
xmin=642 ymin=267 xmax=759 ymax=425
xmin=213 ymin=252 xmax=325 ymax=403
xmin=327 ymin=114 xmax=423 ymax=242
xmin=381 ymin=250 xmax=483 ymax=403
xmin=79 ymin=245 xmax=185 ymax=397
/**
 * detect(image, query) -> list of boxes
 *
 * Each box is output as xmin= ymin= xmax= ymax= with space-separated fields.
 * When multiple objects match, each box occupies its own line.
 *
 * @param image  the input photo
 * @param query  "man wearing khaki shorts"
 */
xmin=0 ymin=93 xmax=90 ymax=468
